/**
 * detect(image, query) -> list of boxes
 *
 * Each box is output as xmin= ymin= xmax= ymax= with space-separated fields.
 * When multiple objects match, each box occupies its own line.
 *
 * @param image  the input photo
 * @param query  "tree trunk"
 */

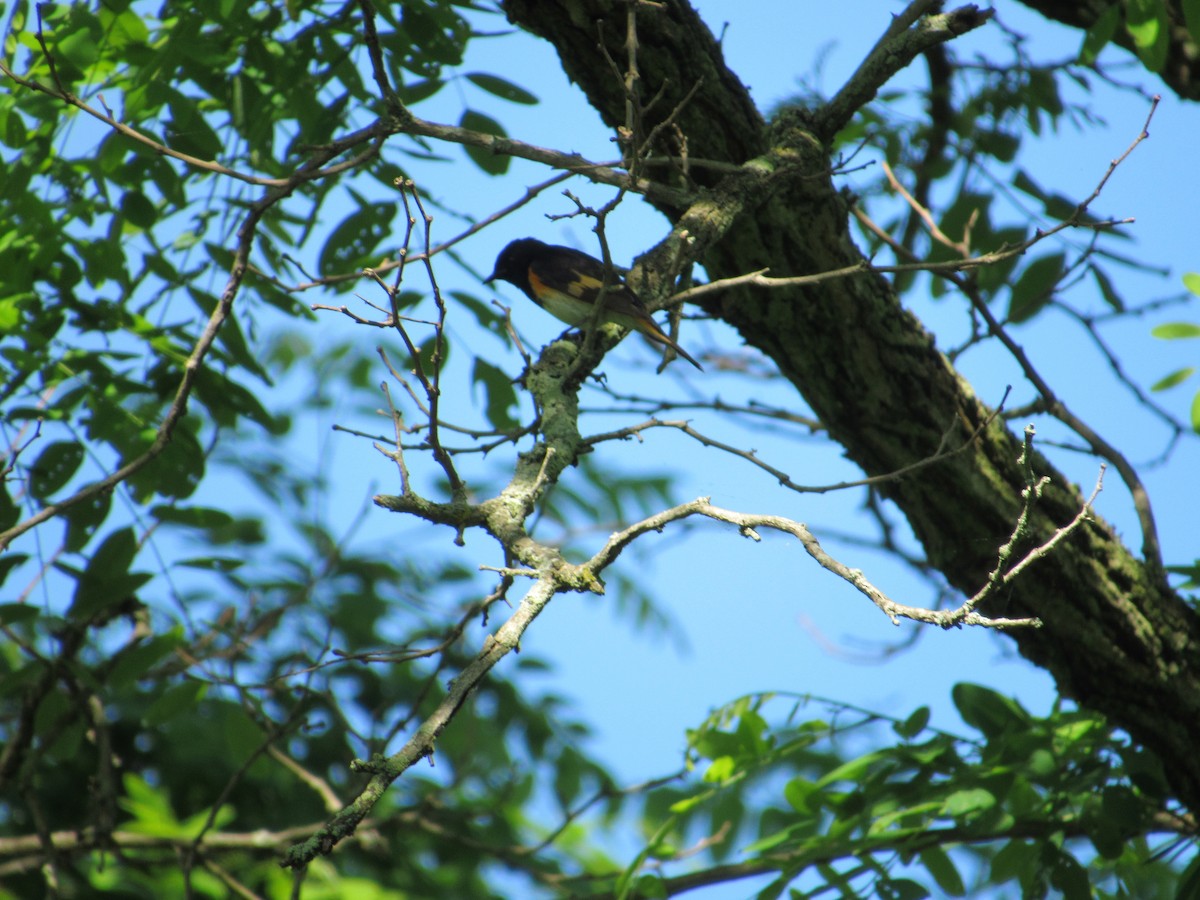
xmin=502 ymin=0 xmax=1200 ymax=812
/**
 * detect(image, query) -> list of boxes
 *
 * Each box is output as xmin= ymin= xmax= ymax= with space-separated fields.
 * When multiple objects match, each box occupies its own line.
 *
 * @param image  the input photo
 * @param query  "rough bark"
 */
xmin=502 ymin=0 xmax=1200 ymax=813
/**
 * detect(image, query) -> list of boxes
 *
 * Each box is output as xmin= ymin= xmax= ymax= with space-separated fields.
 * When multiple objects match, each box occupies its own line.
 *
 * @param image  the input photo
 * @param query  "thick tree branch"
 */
xmin=501 ymin=0 xmax=1200 ymax=816
xmin=817 ymin=4 xmax=994 ymax=139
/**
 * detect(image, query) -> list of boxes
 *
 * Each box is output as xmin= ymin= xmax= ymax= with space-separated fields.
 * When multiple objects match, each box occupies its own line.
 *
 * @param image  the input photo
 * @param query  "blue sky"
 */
xmin=224 ymin=3 xmax=1200 ymax=891
xmin=301 ymin=0 xmax=1200 ymax=773
xmin=9 ymin=0 xmax=1197 ymax=894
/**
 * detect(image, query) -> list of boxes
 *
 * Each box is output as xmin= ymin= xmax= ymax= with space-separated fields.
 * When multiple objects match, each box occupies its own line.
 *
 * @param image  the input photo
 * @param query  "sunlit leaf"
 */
xmin=1152 ymin=323 xmax=1200 ymax=339
xmin=1125 ymin=0 xmax=1170 ymax=72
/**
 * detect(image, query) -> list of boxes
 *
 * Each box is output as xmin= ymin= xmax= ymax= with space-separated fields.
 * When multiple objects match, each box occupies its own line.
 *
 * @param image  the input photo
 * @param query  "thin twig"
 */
xmin=583 ymin=388 xmax=1009 ymax=496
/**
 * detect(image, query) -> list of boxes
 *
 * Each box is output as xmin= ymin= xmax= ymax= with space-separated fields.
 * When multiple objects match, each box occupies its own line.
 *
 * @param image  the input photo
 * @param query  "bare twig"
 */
xmin=954 ymin=429 xmax=1105 ymax=624
xmin=585 ymin=498 xmax=1042 ymax=630
xmin=583 ymin=387 xmax=1008 ymax=496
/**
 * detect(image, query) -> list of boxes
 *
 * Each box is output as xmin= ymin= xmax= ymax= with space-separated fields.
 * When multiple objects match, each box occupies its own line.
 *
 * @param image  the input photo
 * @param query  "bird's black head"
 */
xmin=485 ymin=238 xmax=546 ymax=290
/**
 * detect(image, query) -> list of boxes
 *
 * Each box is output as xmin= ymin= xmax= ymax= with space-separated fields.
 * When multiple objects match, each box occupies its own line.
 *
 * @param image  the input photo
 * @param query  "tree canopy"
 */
xmin=2 ymin=0 xmax=1200 ymax=898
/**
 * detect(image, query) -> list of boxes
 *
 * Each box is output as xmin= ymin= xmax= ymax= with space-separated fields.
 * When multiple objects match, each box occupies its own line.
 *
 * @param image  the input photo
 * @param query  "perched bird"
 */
xmin=485 ymin=237 xmax=703 ymax=370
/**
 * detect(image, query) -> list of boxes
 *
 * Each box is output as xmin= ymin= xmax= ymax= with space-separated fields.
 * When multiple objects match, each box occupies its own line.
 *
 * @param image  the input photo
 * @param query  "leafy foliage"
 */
xmin=1151 ymin=273 xmax=1200 ymax=433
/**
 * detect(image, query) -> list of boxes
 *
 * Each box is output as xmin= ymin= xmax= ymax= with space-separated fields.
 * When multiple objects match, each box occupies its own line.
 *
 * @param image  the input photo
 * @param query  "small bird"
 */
xmin=486 ymin=237 xmax=703 ymax=370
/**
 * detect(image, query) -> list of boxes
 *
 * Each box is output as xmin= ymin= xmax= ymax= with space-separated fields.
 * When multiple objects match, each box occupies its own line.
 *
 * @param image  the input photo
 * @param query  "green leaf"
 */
xmin=193 ymin=366 xmax=277 ymax=430
xmin=188 ymin=287 xmax=271 ymax=381
xmin=1007 ymin=253 xmax=1065 ymax=323
xmin=741 ymin=824 xmax=799 ymax=856
xmin=0 ymin=480 xmax=18 ymax=531
xmin=703 ymin=755 xmax=735 ymax=783
xmin=152 ymin=505 xmax=236 ymax=529
xmin=1152 ymin=323 xmax=1200 ymax=339
xmin=1192 ymin=390 xmax=1200 ymax=434
xmin=1048 ymin=849 xmax=1090 ymax=900
xmin=176 ymin=556 xmax=245 ymax=572
xmin=816 ymin=750 xmax=883 ymax=788
xmin=120 ymin=773 xmax=187 ymax=836
xmin=894 ymin=706 xmax=930 ymax=740
xmin=68 ymin=527 xmax=150 ymax=618
xmin=107 ymin=7 xmax=151 ymax=47
xmin=466 ymin=72 xmax=538 ymax=105
xmin=317 ymin=200 xmax=397 ymax=276
xmin=398 ymin=77 xmax=444 ymax=104
xmin=1125 ymin=0 xmax=1170 ymax=72
xmin=164 ymin=93 xmax=223 ymax=160
xmin=28 ymin=441 xmax=85 ymax=499
xmin=952 ymin=683 xmax=1031 ymax=739
xmin=1026 ymin=68 xmax=1064 ymax=124
xmin=2 ymin=106 xmax=28 ymax=148
xmin=64 ymin=491 xmax=112 ymax=552
xmin=0 ymin=601 xmax=39 ymax=626
xmin=178 ymin=803 xmax=236 ymax=838
xmin=552 ymin=745 xmax=585 ymax=809
xmin=1079 ymin=3 xmax=1121 ymax=64
xmin=1177 ymin=851 xmax=1200 ymax=900
xmin=405 ymin=334 xmax=448 ymax=375
xmin=631 ymin=874 xmax=666 ymax=899
xmin=1119 ymin=745 xmax=1170 ymax=798
xmin=1150 ymin=367 xmax=1196 ymax=391
xmin=919 ymin=845 xmax=966 ymax=897
xmin=452 ymin=290 xmax=505 ymax=334
xmin=783 ymin=776 xmax=821 ymax=813
xmin=56 ymin=20 xmax=101 ymax=74
xmin=0 ymin=557 xmax=27 ymax=594
xmin=976 ymin=130 xmax=1019 ymax=163
xmin=1012 ymin=169 xmax=1048 ymax=203
xmin=1025 ymin=747 xmax=1057 ymax=779
xmin=395 ymin=2 xmax=468 ymax=72
xmin=989 ymin=839 xmax=1037 ymax=885
xmin=472 ymin=358 xmax=518 ymax=431
xmin=875 ymin=878 xmax=930 ymax=900
xmin=109 ymin=629 xmax=186 ymax=687
xmin=1090 ymin=265 xmax=1124 ymax=312
xmin=0 ymin=295 xmax=22 ymax=331
xmin=941 ymin=787 xmax=996 ymax=818
xmin=667 ymin=792 xmax=707 ymax=815
xmin=460 ymin=109 xmax=511 ymax=175
xmin=1184 ymin=272 xmax=1200 ymax=296
xmin=120 ymin=190 xmax=158 ymax=229
xmin=144 ymin=680 xmax=208 ymax=726
xmin=126 ymin=420 xmax=206 ymax=502
xmin=1084 ymin=814 xmax=1127 ymax=861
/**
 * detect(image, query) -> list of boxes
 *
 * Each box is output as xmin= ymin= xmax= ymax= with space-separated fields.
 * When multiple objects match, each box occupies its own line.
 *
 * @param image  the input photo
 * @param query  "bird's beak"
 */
xmin=484 ymin=270 xmax=498 ymax=284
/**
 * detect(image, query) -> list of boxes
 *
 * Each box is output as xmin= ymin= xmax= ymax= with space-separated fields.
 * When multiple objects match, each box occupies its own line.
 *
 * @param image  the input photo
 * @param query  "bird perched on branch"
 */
xmin=486 ymin=237 xmax=703 ymax=370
